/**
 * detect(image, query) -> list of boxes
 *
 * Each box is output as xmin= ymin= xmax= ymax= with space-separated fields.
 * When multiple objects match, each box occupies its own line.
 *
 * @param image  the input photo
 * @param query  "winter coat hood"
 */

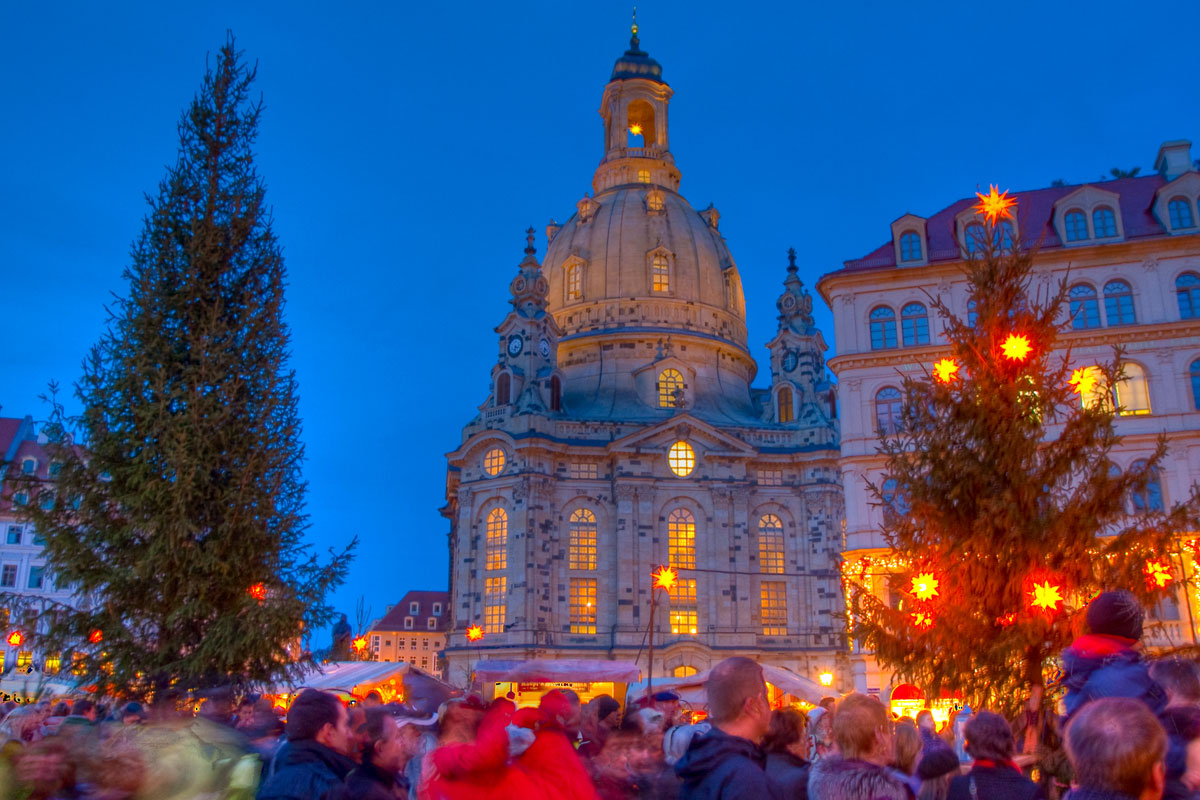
xmin=1062 ymin=634 xmax=1166 ymax=718
xmin=806 ymin=756 xmax=911 ymax=800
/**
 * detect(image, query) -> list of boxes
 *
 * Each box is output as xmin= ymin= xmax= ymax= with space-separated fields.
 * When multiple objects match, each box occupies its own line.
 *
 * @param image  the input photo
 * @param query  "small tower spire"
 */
xmin=631 ymin=6 xmax=639 ymax=47
xmin=787 ymin=247 xmax=798 ymax=274
xmin=524 ymin=226 xmax=536 ymax=256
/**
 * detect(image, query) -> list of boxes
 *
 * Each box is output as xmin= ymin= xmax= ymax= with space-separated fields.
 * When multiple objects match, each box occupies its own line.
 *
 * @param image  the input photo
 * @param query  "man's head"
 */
xmin=591 ymin=694 xmax=622 ymax=730
xmin=121 ymin=702 xmax=145 ymax=726
xmin=915 ymin=709 xmax=936 ymax=734
xmin=285 ymin=689 xmax=355 ymax=757
xmin=832 ymin=693 xmax=892 ymax=765
xmin=557 ymin=688 xmax=582 ymax=734
xmin=1066 ymin=697 xmax=1167 ymax=800
xmin=1087 ymin=590 xmax=1145 ymax=641
xmin=1151 ymin=658 xmax=1200 ymax=708
xmin=362 ymin=691 xmax=383 ymax=708
xmin=71 ymin=699 xmax=97 ymax=722
xmin=964 ymin=711 xmax=1015 ymax=762
xmin=705 ymin=656 xmax=771 ymax=742
xmin=359 ymin=707 xmax=412 ymax=772
xmin=653 ymin=691 xmax=681 ymax=726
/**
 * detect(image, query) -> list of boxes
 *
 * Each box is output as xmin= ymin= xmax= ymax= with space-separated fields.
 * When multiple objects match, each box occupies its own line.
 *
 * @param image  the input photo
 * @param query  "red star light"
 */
xmin=933 ymin=358 xmax=959 ymax=384
xmin=248 ymin=583 xmax=267 ymax=602
xmin=910 ymin=573 xmax=940 ymax=601
xmin=88 ymin=629 xmax=103 ymax=644
xmin=6 ymin=631 xmax=22 ymax=647
xmin=974 ymin=185 xmax=1017 ymax=224
xmin=465 ymin=624 xmax=484 ymax=642
xmin=1001 ymin=334 xmax=1033 ymax=362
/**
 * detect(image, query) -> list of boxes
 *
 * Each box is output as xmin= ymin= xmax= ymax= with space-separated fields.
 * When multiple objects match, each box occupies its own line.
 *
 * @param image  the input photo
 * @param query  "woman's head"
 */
xmin=964 ymin=711 xmax=1015 ymax=762
xmin=892 ymin=719 xmax=922 ymax=774
xmin=761 ymin=708 xmax=806 ymax=756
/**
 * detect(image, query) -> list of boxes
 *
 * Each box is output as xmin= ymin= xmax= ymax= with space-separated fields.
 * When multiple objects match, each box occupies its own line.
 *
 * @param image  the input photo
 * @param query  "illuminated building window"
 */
xmin=43 ymin=653 xmax=60 ymax=674
xmin=758 ymin=515 xmax=784 ymax=574
xmin=570 ymin=462 xmax=599 ymax=480
xmin=1075 ymin=367 xmax=1110 ymax=411
xmin=673 ymin=665 xmax=698 ymax=678
xmin=1130 ymin=460 xmax=1164 ymax=512
xmin=869 ymin=306 xmax=897 ymax=350
xmin=647 ymin=191 xmax=664 ymax=212
xmin=651 ymin=254 xmax=670 ymax=293
xmin=761 ymin=581 xmax=787 ymax=636
xmin=658 ymin=369 xmax=684 ymax=408
xmin=964 ymin=222 xmax=986 ymax=255
xmin=637 ymin=169 xmax=651 ymax=184
xmin=901 ymin=302 xmax=930 ymax=346
xmin=668 ymin=508 xmax=696 ymax=568
xmin=670 ymin=579 xmax=698 ymax=635
xmin=485 ymin=508 xmax=508 ymax=570
xmin=569 ymin=578 xmax=597 ymax=634
xmin=16 ymin=652 xmax=31 ymax=668
xmin=1114 ymin=363 xmax=1151 ymax=416
xmin=483 ymin=448 xmax=506 ymax=476
xmin=484 ymin=576 xmax=506 ymax=633
xmin=777 ymin=386 xmax=794 ymax=423
xmin=899 ymin=231 xmax=922 ymax=262
xmin=875 ymin=387 xmax=902 ymax=436
xmin=1069 ymin=284 xmax=1101 ymax=329
xmin=668 ymin=441 xmax=695 ymax=478
xmin=1103 ymin=280 xmax=1136 ymax=326
xmin=757 ymin=469 xmax=783 ymax=486
xmin=1093 ymin=206 xmax=1118 ymax=238
xmin=566 ymin=262 xmax=582 ymax=300
xmin=1176 ymin=273 xmax=1200 ymax=319
xmin=568 ymin=508 xmax=597 ymax=570
xmin=1169 ymin=198 xmax=1195 ymax=230
xmin=1064 ymin=210 xmax=1088 ymax=242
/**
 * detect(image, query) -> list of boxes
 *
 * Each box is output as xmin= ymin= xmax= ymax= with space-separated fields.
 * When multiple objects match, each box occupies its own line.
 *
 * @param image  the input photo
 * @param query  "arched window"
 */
xmin=758 ymin=514 xmax=784 ymax=574
xmin=568 ymin=508 xmax=597 ymax=570
xmin=485 ymin=508 xmax=508 ymax=570
xmin=1177 ymin=273 xmax=1200 ymax=319
xmin=1169 ymin=198 xmax=1195 ymax=229
xmin=1130 ymin=459 xmax=1164 ymax=512
xmin=495 ymin=373 xmax=511 ymax=406
xmin=777 ymin=386 xmax=794 ymax=423
xmin=672 ymin=665 xmax=699 ymax=678
xmin=993 ymin=221 xmax=1015 ymax=252
xmin=1069 ymin=284 xmax=1101 ymax=329
xmin=901 ymin=302 xmax=930 ymax=346
xmin=964 ymin=223 xmax=986 ymax=255
xmin=869 ymin=306 xmax=897 ymax=350
xmin=1064 ymin=210 xmax=1088 ymax=242
xmin=651 ymin=254 xmax=670 ymax=292
xmin=550 ymin=375 xmax=562 ymax=412
xmin=1093 ymin=206 xmax=1118 ymax=238
xmin=667 ymin=508 xmax=696 ymax=569
xmin=658 ymin=369 xmax=684 ymax=408
xmin=875 ymin=387 xmax=903 ymax=436
xmin=880 ymin=478 xmax=909 ymax=515
xmin=1103 ymin=280 xmax=1136 ymax=326
xmin=1189 ymin=360 xmax=1200 ymax=410
xmin=565 ymin=262 xmax=582 ymax=300
xmin=899 ymin=231 xmax=922 ymax=262
xmin=1114 ymin=363 xmax=1151 ymax=415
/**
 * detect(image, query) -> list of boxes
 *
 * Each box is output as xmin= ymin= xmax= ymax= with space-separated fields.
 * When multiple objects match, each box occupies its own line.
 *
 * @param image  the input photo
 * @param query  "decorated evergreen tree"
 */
xmin=848 ymin=188 xmax=1200 ymax=715
xmin=11 ymin=36 xmax=353 ymax=697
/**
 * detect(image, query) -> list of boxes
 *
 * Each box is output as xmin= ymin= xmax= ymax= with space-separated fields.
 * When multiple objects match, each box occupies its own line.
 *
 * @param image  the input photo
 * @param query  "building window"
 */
xmin=758 ymin=514 xmax=784 ymax=574
xmin=12 ymin=492 xmax=28 ymax=508
xmin=48 ymin=461 xmax=62 ymax=477
xmin=411 ymin=639 xmax=417 ymax=649
xmin=43 ymin=653 xmax=60 ymax=674
xmin=882 ymin=478 xmax=910 ymax=515
xmin=570 ymin=462 xmax=599 ymax=480
xmin=1074 ymin=366 xmax=1109 ymax=410
xmin=869 ymin=306 xmax=897 ymax=350
xmin=673 ymin=665 xmax=698 ymax=678
xmin=964 ymin=222 xmax=986 ymax=255
xmin=483 ymin=448 xmax=506 ymax=476
xmin=1064 ymin=210 xmax=1088 ymax=242
xmin=569 ymin=578 xmax=597 ymax=634
xmin=1103 ymin=280 xmax=1136 ymax=326
xmin=424 ymin=618 xmax=434 ymax=629
xmin=20 ymin=458 xmax=36 ymax=476
xmin=761 ymin=581 xmax=787 ymax=636
xmin=1169 ymin=197 xmax=1195 ymax=229
xmin=658 ymin=369 xmax=684 ymax=408
xmin=404 ymin=617 xmax=413 ymax=630
xmin=899 ymin=231 xmax=922 ymax=262
xmin=1069 ymin=284 xmax=1101 ymax=329
xmin=1114 ymin=363 xmax=1151 ymax=415
xmin=757 ymin=469 xmax=783 ymax=487
xmin=901 ymin=302 xmax=930 ymax=346
xmin=647 ymin=192 xmax=665 ymax=212
xmin=637 ymin=169 xmax=651 ymax=184
xmin=1190 ymin=360 xmax=1200 ymax=410
xmin=27 ymin=567 xmax=43 ymax=590
xmin=16 ymin=652 xmax=31 ymax=669
xmin=432 ymin=602 xmax=442 ymax=616
xmin=485 ymin=508 xmax=507 ymax=570
xmin=668 ymin=508 xmax=696 ymax=569
xmin=34 ymin=533 xmax=46 ymax=548
xmin=1177 ymin=273 xmax=1200 ymax=319
xmin=568 ymin=509 xmax=597 ymax=570
xmin=6 ymin=527 xmax=20 ymax=546
xmin=0 ymin=566 xmax=15 ymax=588
xmin=966 ymin=299 xmax=978 ymax=329
xmin=410 ymin=601 xmax=419 ymax=614
xmin=484 ymin=576 xmax=506 ymax=633
xmin=667 ymin=441 xmax=695 ymax=478
xmin=1093 ymin=206 xmax=1118 ymax=238
xmin=550 ymin=375 xmax=562 ymax=412
xmin=495 ymin=373 xmax=510 ymax=406
xmin=1130 ymin=460 xmax=1164 ymax=512
xmin=38 ymin=493 xmax=54 ymax=511
xmin=777 ymin=386 xmax=794 ymax=423
xmin=993 ymin=221 xmax=1015 ymax=252
xmin=566 ymin=262 xmax=582 ymax=300
xmin=875 ymin=387 xmax=903 ymax=436
xmin=670 ymin=579 xmax=698 ymax=635
xmin=651 ymin=254 xmax=670 ymax=293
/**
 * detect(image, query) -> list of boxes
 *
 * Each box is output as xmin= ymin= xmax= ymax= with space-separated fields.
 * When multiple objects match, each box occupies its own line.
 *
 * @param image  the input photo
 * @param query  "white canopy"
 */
xmin=627 ymin=665 xmax=839 ymax=707
xmin=474 ymin=659 xmax=641 ymax=685
xmin=278 ymin=661 xmax=450 ymax=696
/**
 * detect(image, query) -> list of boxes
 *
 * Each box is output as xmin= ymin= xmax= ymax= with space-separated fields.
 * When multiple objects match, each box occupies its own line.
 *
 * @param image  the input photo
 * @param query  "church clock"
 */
xmin=507 ymin=334 xmax=523 ymax=356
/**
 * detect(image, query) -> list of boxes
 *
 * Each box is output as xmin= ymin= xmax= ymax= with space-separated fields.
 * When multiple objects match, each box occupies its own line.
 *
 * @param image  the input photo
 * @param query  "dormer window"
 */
xmin=404 ymin=617 xmax=414 ymax=630
xmin=21 ymin=459 xmax=36 ymax=476
xmin=427 ymin=617 xmax=436 ymax=630
xmin=1064 ymin=210 xmax=1088 ymax=241
xmin=899 ymin=232 xmax=922 ymax=263
xmin=410 ymin=601 xmax=419 ymax=614
xmin=565 ymin=262 xmax=582 ymax=301
xmin=777 ymin=386 xmax=794 ymax=423
xmin=1093 ymin=206 xmax=1118 ymax=238
xmin=1055 ymin=186 xmax=1124 ymax=244
xmin=646 ymin=190 xmax=665 ymax=214
xmin=651 ymin=254 xmax=670 ymax=293
xmin=994 ymin=221 xmax=1015 ymax=252
xmin=432 ymin=602 xmax=442 ymax=616
xmin=1169 ymin=197 xmax=1195 ymax=230
xmin=657 ymin=369 xmax=684 ymax=408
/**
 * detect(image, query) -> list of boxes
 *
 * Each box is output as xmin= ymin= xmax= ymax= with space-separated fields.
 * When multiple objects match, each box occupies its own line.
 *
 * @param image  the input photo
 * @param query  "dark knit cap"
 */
xmin=917 ymin=742 xmax=961 ymax=780
xmin=1086 ymin=590 xmax=1144 ymax=640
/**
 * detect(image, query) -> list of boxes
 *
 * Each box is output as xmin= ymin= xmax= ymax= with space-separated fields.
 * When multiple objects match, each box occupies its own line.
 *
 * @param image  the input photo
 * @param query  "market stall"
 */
xmin=627 ymin=664 xmax=839 ymax=714
xmin=887 ymin=683 xmax=961 ymax=730
xmin=473 ymin=659 xmax=640 ymax=709
xmin=268 ymin=661 xmax=456 ymax=711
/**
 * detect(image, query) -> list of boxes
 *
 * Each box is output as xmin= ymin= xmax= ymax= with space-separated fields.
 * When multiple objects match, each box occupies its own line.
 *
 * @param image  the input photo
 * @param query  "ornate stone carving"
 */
xmin=1142 ymin=257 xmax=1159 ymax=273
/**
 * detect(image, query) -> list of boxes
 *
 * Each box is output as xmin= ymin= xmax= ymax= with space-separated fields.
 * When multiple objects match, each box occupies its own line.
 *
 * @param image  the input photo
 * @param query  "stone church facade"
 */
xmin=443 ymin=31 xmax=844 ymax=687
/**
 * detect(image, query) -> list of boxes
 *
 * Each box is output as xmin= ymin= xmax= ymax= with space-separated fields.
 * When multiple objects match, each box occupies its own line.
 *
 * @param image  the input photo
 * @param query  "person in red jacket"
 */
xmin=515 ymin=691 xmax=601 ymax=800
xmin=418 ymin=698 xmax=542 ymax=800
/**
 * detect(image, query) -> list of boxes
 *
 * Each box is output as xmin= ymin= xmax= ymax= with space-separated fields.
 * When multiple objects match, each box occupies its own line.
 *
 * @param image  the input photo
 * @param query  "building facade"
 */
xmin=443 ymin=31 xmax=844 ymax=687
xmin=366 ymin=590 xmax=450 ymax=678
xmin=817 ymin=140 xmax=1200 ymax=696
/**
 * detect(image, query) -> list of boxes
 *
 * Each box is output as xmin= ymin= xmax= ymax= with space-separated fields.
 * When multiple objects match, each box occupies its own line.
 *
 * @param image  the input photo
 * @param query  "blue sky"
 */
xmin=3 ymin=1 xmax=1198 ymax=643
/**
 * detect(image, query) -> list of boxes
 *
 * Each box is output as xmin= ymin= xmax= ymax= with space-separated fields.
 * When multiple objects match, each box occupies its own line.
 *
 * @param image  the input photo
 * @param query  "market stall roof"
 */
xmin=474 ymin=659 xmax=641 ymax=685
xmin=627 ymin=665 xmax=840 ymax=707
xmin=280 ymin=661 xmax=451 ymax=695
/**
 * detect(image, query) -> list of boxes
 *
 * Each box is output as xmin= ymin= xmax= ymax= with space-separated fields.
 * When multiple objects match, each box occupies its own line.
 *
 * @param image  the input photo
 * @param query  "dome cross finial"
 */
xmin=524 ymin=226 xmax=536 ymax=256
xmin=631 ymin=6 xmax=640 ymax=48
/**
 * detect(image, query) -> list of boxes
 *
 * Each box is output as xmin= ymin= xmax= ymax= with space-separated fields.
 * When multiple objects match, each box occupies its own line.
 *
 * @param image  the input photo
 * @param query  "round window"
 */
xmin=667 ymin=441 xmax=695 ymax=477
xmin=483 ymin=448 xmax=506 ymax=476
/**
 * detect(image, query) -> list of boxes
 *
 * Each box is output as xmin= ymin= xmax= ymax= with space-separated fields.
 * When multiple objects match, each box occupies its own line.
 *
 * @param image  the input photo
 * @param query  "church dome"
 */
xmin=610 ymin=32 xmax=665 ymax=83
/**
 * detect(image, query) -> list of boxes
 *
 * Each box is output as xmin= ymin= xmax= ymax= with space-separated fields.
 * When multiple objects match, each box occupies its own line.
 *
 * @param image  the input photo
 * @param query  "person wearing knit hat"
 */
xmin=1061 ymin=590 xmax=1166 ymax=719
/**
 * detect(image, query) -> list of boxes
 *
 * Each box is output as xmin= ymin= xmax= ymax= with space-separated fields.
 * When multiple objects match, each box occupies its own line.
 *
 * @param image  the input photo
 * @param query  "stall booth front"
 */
xmin=887 ymin=684 xmax=962 ymax=732
xmin=627 ymin=665 xmax=840 ymax=722
xmin=268 ymin=661 xmax=458 ymax=713
xmin=473 ymin=659 xmax=641 ymax=710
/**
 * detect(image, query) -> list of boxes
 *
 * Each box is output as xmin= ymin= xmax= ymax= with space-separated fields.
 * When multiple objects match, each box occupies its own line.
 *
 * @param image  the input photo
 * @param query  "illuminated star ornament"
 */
xmin=974 ymin=184 xmax=1017 ymax=224
xmin=910 ymin=572 xmax=940 ymax=601
xmin=653 ymin=565 xmax=678 ymax=593
xmin=629 ymin=123 xmax=643 ymax=136
xmin=1001 ymin=334 xmax=1033 ymax=362
xmin=6 ymin=631 xmax=22 ymax=647
xmin=1144 ymin=559 xmax=1172 ymax=588
xmin=933 ymin=358 xmax=959 ymax=384
xmin=89 ymin=629 xmax=103 ymax=644
xmin=465 ymin=624 xmax=484 ymax=642
xmin=248 ymin=583 xmax=267 ymax=602
xmin=911 ymin=611 xmax=933 ymax=628
xmin=1029 ymin=581 xmax=1063 ymax=612
xmin=1069 ymin=366 xmax=1100 ymax=397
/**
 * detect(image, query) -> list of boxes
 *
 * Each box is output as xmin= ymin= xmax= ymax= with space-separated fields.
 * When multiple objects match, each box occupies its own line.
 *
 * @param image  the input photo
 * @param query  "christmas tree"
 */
xmin=11 ymin=36 xmax=353 ymax=697
xmin=848 ymin=187 xmax=1199 ymax=715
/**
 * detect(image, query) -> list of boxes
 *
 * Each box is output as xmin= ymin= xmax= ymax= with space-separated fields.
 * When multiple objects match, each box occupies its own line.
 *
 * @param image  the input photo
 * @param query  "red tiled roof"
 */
xmin=372 ymin=590 xmax=450 ymax=633
xmin=838 ymin=175 xmax=1171 ymax=273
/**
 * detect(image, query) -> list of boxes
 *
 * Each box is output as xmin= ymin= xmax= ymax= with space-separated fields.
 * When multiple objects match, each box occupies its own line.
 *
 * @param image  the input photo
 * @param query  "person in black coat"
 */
xmin=258 ymin=689 xmax=357 ymax=800
xmin=947 ymin=711 xmax=1039 ymax=800
xmin=345 ymin=707 xmax=415 ymax=800
xmin=762 ymin=708 xmax=811 ymax=798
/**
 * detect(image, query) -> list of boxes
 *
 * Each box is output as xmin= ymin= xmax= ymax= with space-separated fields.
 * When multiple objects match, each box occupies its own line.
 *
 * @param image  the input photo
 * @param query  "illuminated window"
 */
xmin=1130 ymin=460 xmax=1164 ymax=512
xmin=16 ymin=652 xmax=31 ymax=668
xmin=875 ymin=387 xmax=902 ymax=436
xmin=485 ymin=508 xmax=508 ymax=570
xmin=1065 ymin=210 xmax=1088 ymax=242
xmin=43 ymin=653 xmax=60 ymax=674
xmin=869 ymin=306 xmax=897 ymax=350
xmin=761 ymin=581 xmax=787 ymax=636
xmin=484 ymin=577 xmax=506 ymax=633
xmin=899 ymin=231 xmax=922 ymax=262
xmin=651 ymin=255 xmax=670 ymax=293
xmin=1169 ymin=198 xmax=1195 ymax=229
xmin=757 ymin=469 xmax=783 ymax=487
xmin=658 ymin=369 xmax=684 ymax=408
xmin=637 ymin=169 xmax=651 ymax=184
xmin=1177 ymin=273 xmax=1200 ymax=319
xmin=1069 ymin=284 xmax=1101 ymax=329
xmin=569 ymin=578 xmax=597 ymax=634
xmin=1104 ymin=280 xmax=1136 ymax=325
xmin=568 ymin=508 xmax=597 ymax=570
xmin=1075 ymin=366 xmax=1110 ymax=411
xmin=647 ymin=192 xmax=664 ymax=212
xmin=570 ymin=462 xmax=599 ymax=480
xmin=777 ymin=386 xmax=794 ymax=423
xmin=901 ymin=302 xmax=930 ymax=346
xmin=1114 ymin=363 xmax=1151 ymax=415
xmin=673 ymin=665 xmax=698 ymax=678
xmin=668 ymin=508 xmax=696 ymax=568
xmin=964 ymin=222 xmax=986 ymax=255
xmin=758 ymin=515 xmax=784 ymax=574
xmin=1093 ymin=206 xmax=1118 ymax=238
xmin=483 ymin=448 xmax=506 ymax=476
xmin=668 ymin=441 xmax=695 ymax=478
xmin=670 ymin=579 xmax=698 ymax=635
xmin=566 ymin=262 xmax=582 ymax=300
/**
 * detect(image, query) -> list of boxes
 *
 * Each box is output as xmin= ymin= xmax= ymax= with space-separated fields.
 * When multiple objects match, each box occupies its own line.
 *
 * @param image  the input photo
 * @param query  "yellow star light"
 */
xmin=933 ymin=358 xmax=959 ymax=384
xmin=1001 ymin=334 xmax=1033 ymax=362
xmin=974 ymin=184 xmax=1017 ymax=224
xmin=1029 ymin=581 xmax=1063 ymax=612
xmin=629 ymin=123 xmax=644 ymax=136
xmin=1144 ymin=559 xmax=1172 ymax=588
xmin=466 ymin=624 xmax=484 ymax=642
xmin=653 ymin=565 xmax=678 ymax=592
xmin=1069 ymin=366 xmax=1100 ymax=396
xmin=910 ymin=572 xmax=940 ymax=601
xmin=911 ymin=611 xmax=933 ymax=628
xmin=352 ymin=636 xmax=367 ymax=652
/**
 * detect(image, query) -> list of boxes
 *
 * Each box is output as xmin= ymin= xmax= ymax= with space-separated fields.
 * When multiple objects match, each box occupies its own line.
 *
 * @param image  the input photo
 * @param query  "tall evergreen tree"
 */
xmin=12 ymin=36 xmax=353 ymax=697
xmin=848 ymin=193 xmax=1199 ymax=716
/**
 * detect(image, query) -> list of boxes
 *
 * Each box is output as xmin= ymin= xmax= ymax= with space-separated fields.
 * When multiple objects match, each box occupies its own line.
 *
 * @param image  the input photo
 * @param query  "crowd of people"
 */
xmin=0 ymin=589 xmax=1195 ymax=799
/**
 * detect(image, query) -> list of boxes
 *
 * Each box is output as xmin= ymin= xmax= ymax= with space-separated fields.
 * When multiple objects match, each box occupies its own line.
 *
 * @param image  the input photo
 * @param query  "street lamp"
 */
xmin=819 ymin=671 xmax=834 ymax=687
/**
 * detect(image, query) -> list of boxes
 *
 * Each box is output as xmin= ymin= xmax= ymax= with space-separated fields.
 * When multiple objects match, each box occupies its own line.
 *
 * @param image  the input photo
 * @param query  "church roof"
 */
xmin=611 ymin=32 xmax=665 ymax=83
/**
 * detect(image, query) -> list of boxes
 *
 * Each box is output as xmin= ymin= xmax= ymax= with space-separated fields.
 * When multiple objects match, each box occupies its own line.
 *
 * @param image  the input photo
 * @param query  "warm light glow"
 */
xmin=1001 ymin=334 xmax=1033 ymax=362
xmin=352 ymin=636 xmax=367 ymax=652
xmin=629 ymin=123 xmax=644 ymax=136
xmin=6 ymin=631 xmax=22 ymax=647
xmin=653 ymin=565 xmax=678 ymax=593
xmin=911 ymin=572 xmax=939 ymax=601
xmin=996 ymin=612 xmax=1017 ymax=627
xmin=1069 ymin=366 xmax=1101 ymax=397
xmin=911 ymin=611 xmax=933 ymax=628
xmin=668 ymin=441 xmax=695 ymax=477
xmin=933 ymin=358 xmax=959 ymax=384
xmin=1030 ymin=581 xmax=1063 ymax=612
xmin=818 ymin=671 xmax=834 ymax=687
xmin=88 ymin=629 xmax=103 ymax=644
xmin=248 ymin=583 xmax=267 ymax=601
xmin=465 ymin=624 xmax=484 ymax=642
xmin=1145 ymin=559 xmax=1173 ymax=589
xmin=974 ymin=185 xmax=1017 ymax=224
xmin=483 ymin=448 xmax=506 ymax=477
